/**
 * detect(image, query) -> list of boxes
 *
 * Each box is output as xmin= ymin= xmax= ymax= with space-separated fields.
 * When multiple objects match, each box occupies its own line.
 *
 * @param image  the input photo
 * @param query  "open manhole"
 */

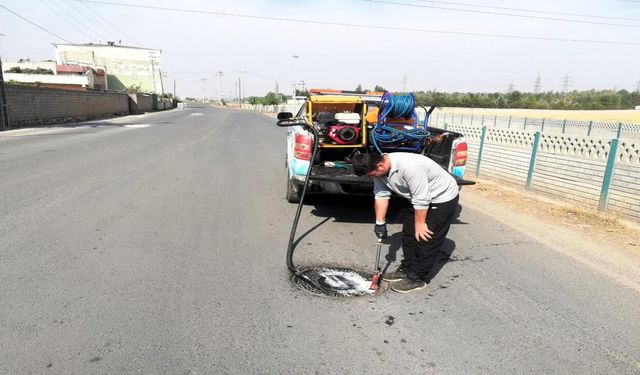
xmin=292 ymin=267 xmax=387 ymax=297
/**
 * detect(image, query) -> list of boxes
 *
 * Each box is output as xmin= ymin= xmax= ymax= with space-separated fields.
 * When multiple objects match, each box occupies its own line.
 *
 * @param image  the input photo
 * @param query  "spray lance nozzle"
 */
xmin=369 ymin=238 xmax=383 ymax=290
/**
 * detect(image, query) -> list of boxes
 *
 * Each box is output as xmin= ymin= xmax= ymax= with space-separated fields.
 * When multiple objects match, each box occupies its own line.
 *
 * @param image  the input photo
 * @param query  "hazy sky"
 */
xmin=1 ymin=0 xmax=640 ymax=99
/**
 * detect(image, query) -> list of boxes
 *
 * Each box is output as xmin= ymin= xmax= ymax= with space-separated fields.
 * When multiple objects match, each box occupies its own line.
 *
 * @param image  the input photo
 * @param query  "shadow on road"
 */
xmin=423 ymin=238 xmax=456 ymax=283
xmin=452 ymin=204 xmax=468 ymax=225
xmin=378 ymin=231 xmax=456 ymax=284
xmin=306 ymin=194 xmax=409 ymax=224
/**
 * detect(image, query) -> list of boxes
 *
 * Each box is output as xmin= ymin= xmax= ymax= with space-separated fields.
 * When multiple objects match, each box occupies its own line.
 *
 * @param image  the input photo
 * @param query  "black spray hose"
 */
xmin=285 ymin=121 xmax=322 ymax=287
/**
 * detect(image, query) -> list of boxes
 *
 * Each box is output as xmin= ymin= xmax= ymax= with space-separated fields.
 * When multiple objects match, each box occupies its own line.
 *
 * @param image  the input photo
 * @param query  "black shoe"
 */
xmin=391 ymin=277 xmax=427 ymax=293
xmin=382 ymin=267 xmax=408 ymax=282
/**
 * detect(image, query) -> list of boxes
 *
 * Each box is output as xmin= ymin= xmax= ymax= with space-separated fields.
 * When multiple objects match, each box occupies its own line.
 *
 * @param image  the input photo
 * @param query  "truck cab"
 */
xmin=281 ymin=90 xmax=472 ymax=203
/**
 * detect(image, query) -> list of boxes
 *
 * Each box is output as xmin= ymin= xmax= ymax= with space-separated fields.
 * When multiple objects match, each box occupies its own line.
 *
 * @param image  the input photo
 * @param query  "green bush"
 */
xmin=5 ymin=67 xmax=54 ymax=75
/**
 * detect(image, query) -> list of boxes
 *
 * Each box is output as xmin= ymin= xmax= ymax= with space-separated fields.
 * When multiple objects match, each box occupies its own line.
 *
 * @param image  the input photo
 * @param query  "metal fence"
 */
xmin=245 ymin=104 xmax=299 ymax=114
xmin=431 ymin=111 xmax=640 ymax=140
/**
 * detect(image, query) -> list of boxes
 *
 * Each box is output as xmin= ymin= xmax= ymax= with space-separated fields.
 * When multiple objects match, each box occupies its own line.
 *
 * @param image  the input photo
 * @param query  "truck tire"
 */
xmin=286 ymin=179 xmax=301 ymax=203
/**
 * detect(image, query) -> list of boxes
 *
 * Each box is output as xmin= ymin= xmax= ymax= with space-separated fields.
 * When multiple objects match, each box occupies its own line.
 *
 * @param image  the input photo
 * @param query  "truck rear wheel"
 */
xmin=286 ymin=179 xmax=301 ymax=203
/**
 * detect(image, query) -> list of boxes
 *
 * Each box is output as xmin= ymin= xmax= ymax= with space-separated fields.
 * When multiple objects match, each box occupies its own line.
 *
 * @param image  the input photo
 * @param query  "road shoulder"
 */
xmin=461 ymin=179 xmax=640 ymax=292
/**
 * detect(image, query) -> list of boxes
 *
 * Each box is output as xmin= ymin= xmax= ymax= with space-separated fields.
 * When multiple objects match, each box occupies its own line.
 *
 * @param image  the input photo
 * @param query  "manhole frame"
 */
xmin=291 ymin=265 xmax=389 ymax=298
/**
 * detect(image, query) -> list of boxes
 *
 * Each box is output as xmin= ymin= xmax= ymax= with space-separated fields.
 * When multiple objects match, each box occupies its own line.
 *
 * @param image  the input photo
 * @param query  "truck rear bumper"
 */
xmin=291 ymin=173 xmax=374 ymax=195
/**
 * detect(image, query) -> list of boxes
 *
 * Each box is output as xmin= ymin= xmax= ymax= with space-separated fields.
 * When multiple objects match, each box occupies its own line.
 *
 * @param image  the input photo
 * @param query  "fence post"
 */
xmin=598 ymin=138 xmax=619 ymax=211
xmin=475 ymin=126 xmax=488 ymax=177
xmin=494 ymin=115 xmax=497 ymax=127
xmin=523 ymin=117 xmax=528 ymax=130
xmin=587 ymin=121 xmax=593 ymax=136
xmin=444 ymin=122 xmax=448 ymax=131
xmin=562 ymin=119 xmax=566 ymax=134
xmin=616 ymin=123 xmax=623 ymax=139
xmin=471 ymin=114 xmax=474 ymax=126
xmin=507 ymin=116 xmax=512 ymax=129
xmin=481 ymin=115 xmax=485 ymax=127
xmin=541 ymin=118 xmax=545 ymax=133
xmin=526 ymin=132 xmax=541 ymax=190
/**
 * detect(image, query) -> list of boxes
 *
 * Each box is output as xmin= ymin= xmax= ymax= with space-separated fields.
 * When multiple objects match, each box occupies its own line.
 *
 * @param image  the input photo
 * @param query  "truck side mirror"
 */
xmin=277 ymin=112 xmax=308 ymax=127
xmin=277 ymin=112 xmax=293 ymax=121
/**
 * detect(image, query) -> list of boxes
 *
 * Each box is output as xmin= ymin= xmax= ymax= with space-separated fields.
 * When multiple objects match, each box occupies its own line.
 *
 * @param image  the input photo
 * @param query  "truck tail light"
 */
xmin=294 ymin=133 xmax=313 ymax=160
xmin=453 ymin=142 xmax=468 ymax=166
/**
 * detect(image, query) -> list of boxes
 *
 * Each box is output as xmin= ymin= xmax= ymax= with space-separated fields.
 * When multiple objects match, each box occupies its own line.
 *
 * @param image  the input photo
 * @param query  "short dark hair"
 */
xmin=351 ymin=153 xmax=383 ymax=176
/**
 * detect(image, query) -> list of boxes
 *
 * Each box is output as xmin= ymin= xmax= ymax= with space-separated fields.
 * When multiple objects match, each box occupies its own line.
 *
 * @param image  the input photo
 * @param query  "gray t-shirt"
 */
xmin=374 ymin=152 xmax=459 ymax=209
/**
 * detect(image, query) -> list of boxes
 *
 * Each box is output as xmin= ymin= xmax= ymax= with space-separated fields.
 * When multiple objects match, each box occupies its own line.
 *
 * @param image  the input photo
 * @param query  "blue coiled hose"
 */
xmin=371 ymin=92 xmax=430 ymax=154
xmin=379 ymin=92 xmax=415 ymax=120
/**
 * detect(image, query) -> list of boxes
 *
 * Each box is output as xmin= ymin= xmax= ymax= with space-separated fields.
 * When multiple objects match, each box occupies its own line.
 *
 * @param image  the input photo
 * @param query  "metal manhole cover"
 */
xmin=292 ymin=267 xmax=387 ymax=297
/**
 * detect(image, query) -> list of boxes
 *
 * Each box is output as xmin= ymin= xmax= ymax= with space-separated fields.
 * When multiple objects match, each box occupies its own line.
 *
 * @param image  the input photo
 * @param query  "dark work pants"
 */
xmin=400 ymin=195 xmax=459 ymax=280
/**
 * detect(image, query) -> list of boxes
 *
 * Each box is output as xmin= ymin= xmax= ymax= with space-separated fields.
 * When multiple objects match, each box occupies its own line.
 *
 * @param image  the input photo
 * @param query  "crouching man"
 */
xmin=351 ymin=152 xmax=460 ymax=293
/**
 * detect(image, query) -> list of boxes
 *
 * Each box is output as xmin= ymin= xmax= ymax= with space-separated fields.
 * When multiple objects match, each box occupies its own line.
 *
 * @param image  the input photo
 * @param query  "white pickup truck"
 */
xmin=279 ymin=90 xmax=473 ymax=203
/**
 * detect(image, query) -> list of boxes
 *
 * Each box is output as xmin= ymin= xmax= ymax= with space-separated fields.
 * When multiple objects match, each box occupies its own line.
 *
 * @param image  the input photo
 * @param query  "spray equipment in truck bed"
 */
xmin=370 ymin=92 xmax=431 ymax=154
xmin=307 ymin=95 xmax=367 ymax=148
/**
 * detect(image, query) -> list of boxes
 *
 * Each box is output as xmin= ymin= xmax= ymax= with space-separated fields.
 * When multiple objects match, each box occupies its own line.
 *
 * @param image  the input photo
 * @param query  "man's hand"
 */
xmin=374 ymin=224 xmax=388 ymax=239
xmin=415 ymin=222 xmax=433 ymax=242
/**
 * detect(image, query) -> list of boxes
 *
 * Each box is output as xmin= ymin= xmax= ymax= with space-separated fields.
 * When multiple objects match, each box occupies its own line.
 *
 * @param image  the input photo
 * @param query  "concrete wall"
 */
xmin=129 ymin=93 xmax=154 ymax=114
xmin=532 ymin=153 xmax=605 ymax=209
xmin=609 ymin=164 xmax=640 ymax=219
xmin=5 ymin=87 xmax=129 ymax=126
xmin=3 ymin=87 xmax=175 ymax=128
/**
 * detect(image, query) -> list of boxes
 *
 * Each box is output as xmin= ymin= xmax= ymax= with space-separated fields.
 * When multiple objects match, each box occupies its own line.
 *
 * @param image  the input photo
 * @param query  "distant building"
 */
xmin=54 ymin=42 xmax=163 ymax=93
xmin=3 ymin=59 xmax=107 ymax=90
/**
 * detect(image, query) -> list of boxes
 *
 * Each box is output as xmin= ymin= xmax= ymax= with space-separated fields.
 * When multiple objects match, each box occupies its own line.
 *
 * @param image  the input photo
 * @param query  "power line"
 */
xmin=78 ymin=1 xmax=143 ymax=45
xmin=40 ymin=0 xmax=96 ymax=40
xmin=0 ymin=4 xmax=72 ymax=43
xmin=363 ymin=0 xmax=640 ymax=29
xmin=48 ymin=0 xmax=103 ymax=41
xmin=58 ymin=0 xmax=110 ymax=41
xmin=70 ymin=0 xmax=640 ymax=46
xmin=61 ymin=0 xmax=121 ymax=41
xmin=413 ymin=0 xmax=640 ymax=22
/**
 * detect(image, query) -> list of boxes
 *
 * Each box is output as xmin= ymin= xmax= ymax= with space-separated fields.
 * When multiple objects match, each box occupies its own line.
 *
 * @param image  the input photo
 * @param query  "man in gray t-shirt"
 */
xmin=352 ymin=152 xmax=460 ymax=293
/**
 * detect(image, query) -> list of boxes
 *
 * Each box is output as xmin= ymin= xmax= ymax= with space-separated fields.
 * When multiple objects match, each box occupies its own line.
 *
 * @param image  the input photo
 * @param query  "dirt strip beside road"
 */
xmin=461 ymin=180 xmax=640 ymax=293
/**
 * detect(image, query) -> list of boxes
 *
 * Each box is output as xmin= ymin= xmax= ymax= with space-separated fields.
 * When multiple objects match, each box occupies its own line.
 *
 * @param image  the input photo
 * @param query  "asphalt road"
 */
xmin=1 ymin=106 xmax=639 ymax=374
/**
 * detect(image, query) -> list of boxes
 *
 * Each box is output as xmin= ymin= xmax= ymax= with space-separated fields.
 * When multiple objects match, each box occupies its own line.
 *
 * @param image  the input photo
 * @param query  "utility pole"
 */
xmin=507 ymin=82 xmax=515 ymax=94
xmin=173 ymin=79 xmax=176 ymax=99
xmin=201 ymin=78 xmax=207 ymax=103
xmin=635 ymin=80 xmax=640 ymax=94
xmin=534 ymin=72 xmax=541 ymax=94
xmin=148 ymin=51 xmax=158 ymax=93
xmin=0 ymin=34 xmax=7 ymax=130
xmin=238 ymin=76 xmax=242 ymax=108
xmin=292 ymin=54 xmax=299 ymax=107
xmin=0 ymin=53 xmax=9 ymax=130
xmin=216 ymin=71 xmax=223 ymax=104
xmin=234 ymin=80 xmax=238 ymax=104
xmin=159 ymin=69 xmax=165 ymax=94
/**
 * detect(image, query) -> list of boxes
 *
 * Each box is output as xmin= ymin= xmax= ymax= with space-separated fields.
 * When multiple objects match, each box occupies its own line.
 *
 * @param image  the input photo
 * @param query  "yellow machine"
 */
xmin=304 ymin=91 xmax=384 ymax=149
